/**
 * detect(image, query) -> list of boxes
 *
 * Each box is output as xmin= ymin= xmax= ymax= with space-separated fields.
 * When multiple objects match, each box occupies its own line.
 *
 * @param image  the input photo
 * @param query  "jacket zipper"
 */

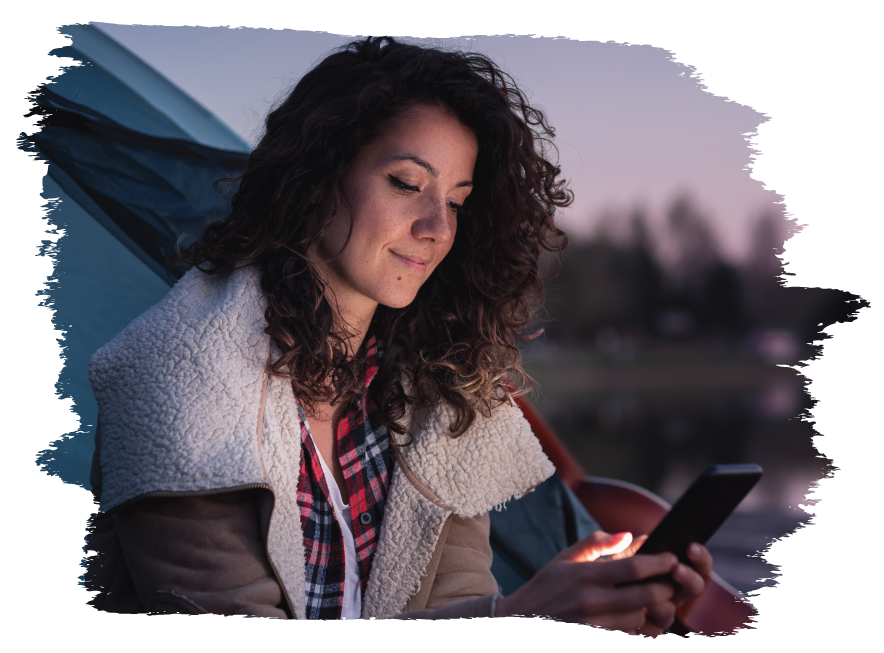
xmin=106 ymin=482 xmax=273 ymax=510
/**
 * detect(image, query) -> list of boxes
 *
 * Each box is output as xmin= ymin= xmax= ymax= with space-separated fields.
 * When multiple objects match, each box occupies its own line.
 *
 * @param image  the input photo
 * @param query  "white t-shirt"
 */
xmin=311 ymin=434 xmax=362 ymax=620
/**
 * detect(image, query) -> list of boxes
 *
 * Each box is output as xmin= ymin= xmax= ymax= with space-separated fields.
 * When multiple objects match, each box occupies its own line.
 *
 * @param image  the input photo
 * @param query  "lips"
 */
xmin=391 ymin=250 xmax=429 ymax=272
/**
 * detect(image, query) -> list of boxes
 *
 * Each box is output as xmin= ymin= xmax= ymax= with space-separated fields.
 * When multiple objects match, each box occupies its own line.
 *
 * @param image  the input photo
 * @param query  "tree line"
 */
xmin=536 ymin=197 xmax=865 ymax=360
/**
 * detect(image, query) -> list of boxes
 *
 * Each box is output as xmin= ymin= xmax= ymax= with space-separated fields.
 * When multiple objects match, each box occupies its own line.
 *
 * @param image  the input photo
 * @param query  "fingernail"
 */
xmin=689 ymin=543 xmax=700 ymax=557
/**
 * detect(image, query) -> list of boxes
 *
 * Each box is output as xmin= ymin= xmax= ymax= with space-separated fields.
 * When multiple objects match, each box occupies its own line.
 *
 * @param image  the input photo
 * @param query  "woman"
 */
xmin=85 ymin=36 xmax=712 ymax=633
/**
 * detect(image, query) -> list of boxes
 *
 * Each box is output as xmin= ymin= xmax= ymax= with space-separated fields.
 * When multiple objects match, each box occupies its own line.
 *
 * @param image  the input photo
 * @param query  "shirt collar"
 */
xmin=362 ymin=333 xmax=382 ymax=389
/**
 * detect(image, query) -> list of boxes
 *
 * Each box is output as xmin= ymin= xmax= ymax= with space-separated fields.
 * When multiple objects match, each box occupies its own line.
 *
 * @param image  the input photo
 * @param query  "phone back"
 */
xmin=640 ymin=464 xmax=762 ymax=562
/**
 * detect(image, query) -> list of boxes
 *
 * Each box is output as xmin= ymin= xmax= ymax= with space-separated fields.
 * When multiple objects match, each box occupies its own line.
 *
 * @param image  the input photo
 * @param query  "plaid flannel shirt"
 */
xmin=296 ymin=335 xmax=394 ymax=620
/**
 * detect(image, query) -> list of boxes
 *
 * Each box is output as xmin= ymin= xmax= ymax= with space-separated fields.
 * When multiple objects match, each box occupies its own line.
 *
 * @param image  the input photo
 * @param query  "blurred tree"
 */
xmin=697 ymin=261 xmax=746 ymax=338
xmin=666 ymin=196 xmax=720 ymax=283
xmin=628 ymin=211 xmax=664 ymax=334
xmin=536 ymin=196 xmax=864 ymax=357
xmin=541 ymin=240 xmax=630 ymax=342
xmin=739 ymin=211 xmax=868 ymax=359
xmin=742 ymin=212 xmax=789 ymax=328
xmin=805 ymin=289 xmax=869 ymax=351
xmin=746 ymin=211 xmax=784 ymax=279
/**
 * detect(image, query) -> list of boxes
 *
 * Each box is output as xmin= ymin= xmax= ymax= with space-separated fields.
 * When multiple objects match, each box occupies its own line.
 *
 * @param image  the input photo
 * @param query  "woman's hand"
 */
xmin=493 ymin=531 xmax=712 ymax=637
xmin=630 ymin=536 xmax=713 ymax=636
xmin=670 ymin=541 xmax=713 ymax=607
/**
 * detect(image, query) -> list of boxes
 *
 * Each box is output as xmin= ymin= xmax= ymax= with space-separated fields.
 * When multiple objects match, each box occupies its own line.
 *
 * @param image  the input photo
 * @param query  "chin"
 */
xmin=376 ymin=287 xmax=421 ymax=310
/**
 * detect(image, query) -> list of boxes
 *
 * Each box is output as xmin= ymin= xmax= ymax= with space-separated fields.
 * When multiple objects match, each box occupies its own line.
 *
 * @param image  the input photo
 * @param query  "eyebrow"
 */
xmin=388 ymin=155 xmax=473 ymax=188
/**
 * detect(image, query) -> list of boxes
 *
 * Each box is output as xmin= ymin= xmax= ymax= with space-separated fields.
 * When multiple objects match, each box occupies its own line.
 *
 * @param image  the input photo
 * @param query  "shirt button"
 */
xmin=359 ymin=512 xmax=372 ymax=525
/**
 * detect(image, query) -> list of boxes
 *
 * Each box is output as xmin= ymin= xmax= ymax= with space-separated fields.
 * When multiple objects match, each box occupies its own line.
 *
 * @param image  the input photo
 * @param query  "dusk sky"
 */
xmin=94 ymin=24 xmax=784 ymax=263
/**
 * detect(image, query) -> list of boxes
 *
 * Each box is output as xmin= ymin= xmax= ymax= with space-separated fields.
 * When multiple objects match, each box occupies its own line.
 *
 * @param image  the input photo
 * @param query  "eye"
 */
xmin=389 ymin=173 xmax=463 ymax=216
xmin=388 ymin=175 xmax=419 ymax=193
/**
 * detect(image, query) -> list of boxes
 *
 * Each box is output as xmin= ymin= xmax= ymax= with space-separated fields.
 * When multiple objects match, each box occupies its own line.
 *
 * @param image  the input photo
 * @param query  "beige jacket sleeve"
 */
xmin=96 ymin=490 xmax=288 ymax=618
xmin=394 ymin=512 xmax=501 ymax=619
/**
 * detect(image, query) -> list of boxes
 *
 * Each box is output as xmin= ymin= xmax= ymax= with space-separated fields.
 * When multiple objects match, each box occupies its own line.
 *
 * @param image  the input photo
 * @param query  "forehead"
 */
xmin=368 ymin=105 xmax=478 ymax=159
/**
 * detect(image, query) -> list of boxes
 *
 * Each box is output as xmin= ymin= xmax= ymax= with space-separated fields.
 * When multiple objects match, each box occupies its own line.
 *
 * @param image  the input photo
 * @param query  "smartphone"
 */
xmin=637 ymin=463 xmax=763 ymax=567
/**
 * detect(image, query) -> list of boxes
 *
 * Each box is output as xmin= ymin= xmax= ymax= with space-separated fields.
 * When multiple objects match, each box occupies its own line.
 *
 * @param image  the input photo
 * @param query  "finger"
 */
xmin=579 ymin=582 xmax=674 ymax=616
xmin=686 ymin=543 xmax=713 ymax=577
xmin=671 ymin=562 xmax=706 ymax=605
xmin=608 ymin=534 xmax=648 ymax=561
xmin=561 ymin=531 xmax=633 ymax=563
xmin=581 ymin=553 xmax=678 ymax=586
xmin=645 ymin=599 xmax=677 ymax=631
xmin=587 ymin=610 xmax=646 ymax=633
xmin=635 ymin=623 xmax=666 ymax=638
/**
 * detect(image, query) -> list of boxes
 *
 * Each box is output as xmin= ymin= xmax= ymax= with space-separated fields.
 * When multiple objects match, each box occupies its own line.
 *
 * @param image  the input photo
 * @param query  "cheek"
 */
xmin=337 ymin=207 xmax=396 ymax=276
xmin=320 ymin=209 xmax=353 ymax=257
xmin=359 ymin=200 xmax=409 ymax=249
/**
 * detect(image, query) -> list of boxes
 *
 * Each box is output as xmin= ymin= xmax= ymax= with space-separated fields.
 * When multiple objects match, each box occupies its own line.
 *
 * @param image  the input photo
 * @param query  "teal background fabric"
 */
xmin=490 ymin=474 xmax=600 ymax=594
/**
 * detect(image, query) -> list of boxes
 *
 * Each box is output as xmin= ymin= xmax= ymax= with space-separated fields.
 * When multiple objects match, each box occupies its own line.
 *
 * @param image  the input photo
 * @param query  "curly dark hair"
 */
xmin=181 ymin=36 xmax=571 ymax=438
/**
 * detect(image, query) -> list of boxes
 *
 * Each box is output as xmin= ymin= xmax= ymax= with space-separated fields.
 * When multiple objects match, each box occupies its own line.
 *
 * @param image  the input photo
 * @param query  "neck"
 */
xmin=311 ymin=249 xmax=378 ymax=357
xmin=324 ymin=283 xmax=378 ymax=359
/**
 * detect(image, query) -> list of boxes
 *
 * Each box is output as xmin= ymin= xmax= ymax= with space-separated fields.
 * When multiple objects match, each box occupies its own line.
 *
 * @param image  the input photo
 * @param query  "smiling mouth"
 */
xmin=391 ymin=251 xmax=429 ymax=272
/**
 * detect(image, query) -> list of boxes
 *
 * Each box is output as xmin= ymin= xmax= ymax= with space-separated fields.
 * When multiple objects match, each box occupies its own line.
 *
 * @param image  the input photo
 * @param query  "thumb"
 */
xmin=559 ymin=531 xmax=633 ymax=563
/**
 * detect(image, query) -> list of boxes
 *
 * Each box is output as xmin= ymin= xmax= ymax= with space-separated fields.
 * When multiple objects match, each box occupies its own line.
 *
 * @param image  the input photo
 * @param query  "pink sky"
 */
xmin=96 ymin=25 xmax=785 ymax=262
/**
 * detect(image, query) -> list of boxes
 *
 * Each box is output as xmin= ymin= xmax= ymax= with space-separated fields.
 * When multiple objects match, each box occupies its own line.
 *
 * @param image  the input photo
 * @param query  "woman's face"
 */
xmin=316 ymin=104 xmax=478 ymax=321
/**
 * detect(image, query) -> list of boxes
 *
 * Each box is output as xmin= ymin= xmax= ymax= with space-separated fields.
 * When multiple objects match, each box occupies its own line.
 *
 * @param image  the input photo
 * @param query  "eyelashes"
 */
xmin=388 ymin=174 xmax=419 ymax=193
xmin=388 ymin=174 xmax=463 ymax=215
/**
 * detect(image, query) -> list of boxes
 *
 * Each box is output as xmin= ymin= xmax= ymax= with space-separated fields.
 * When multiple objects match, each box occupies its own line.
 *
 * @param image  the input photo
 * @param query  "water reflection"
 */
xmin=526 ymin=344 xmax=834 ymax=515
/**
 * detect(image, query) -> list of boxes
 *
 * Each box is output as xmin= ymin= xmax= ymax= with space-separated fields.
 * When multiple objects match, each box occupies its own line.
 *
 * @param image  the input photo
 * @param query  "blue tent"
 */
xmin=25 ymin=24 xmax=249 ymax=489
xmin=24 ymin=24 xmax=598 ymax=597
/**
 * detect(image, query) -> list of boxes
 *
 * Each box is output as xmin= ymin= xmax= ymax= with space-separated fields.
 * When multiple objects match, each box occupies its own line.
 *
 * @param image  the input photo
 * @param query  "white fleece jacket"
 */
xmin=89 ymin=265 xmax=554 ymax=618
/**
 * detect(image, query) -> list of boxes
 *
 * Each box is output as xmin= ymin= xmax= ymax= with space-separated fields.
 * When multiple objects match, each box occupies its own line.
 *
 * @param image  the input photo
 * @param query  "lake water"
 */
xmin=521 ymin=341 xmax=825 ymax=592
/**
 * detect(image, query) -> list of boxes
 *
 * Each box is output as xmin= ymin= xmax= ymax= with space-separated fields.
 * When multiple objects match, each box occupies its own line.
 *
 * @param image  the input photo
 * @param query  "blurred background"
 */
xmin=36 ymin=25 xmax=866 ymax=595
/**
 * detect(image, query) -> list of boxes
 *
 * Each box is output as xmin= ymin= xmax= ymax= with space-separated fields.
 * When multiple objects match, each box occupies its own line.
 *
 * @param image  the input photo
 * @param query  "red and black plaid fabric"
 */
xmin=296 ymin=335 xmax=394 ymax=620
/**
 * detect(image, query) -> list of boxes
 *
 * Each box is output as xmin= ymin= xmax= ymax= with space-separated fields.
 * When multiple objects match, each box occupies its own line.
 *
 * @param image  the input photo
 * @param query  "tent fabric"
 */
xmin=33 ymin=176 xmax=171 ymax=488
xmin=47 ymin=45 xmax=195 ymax=143
xmin=55 ymin=24 xmax=251 ymax=152
xmin=26 ymin=88 xmax=247 ymax=280
xmin=25 ymin=25 xmax=601 ymax=594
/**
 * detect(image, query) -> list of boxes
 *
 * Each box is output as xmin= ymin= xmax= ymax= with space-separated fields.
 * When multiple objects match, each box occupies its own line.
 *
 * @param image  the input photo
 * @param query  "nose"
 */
xmin=411 ymin=194 xmax=454 ymax=245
